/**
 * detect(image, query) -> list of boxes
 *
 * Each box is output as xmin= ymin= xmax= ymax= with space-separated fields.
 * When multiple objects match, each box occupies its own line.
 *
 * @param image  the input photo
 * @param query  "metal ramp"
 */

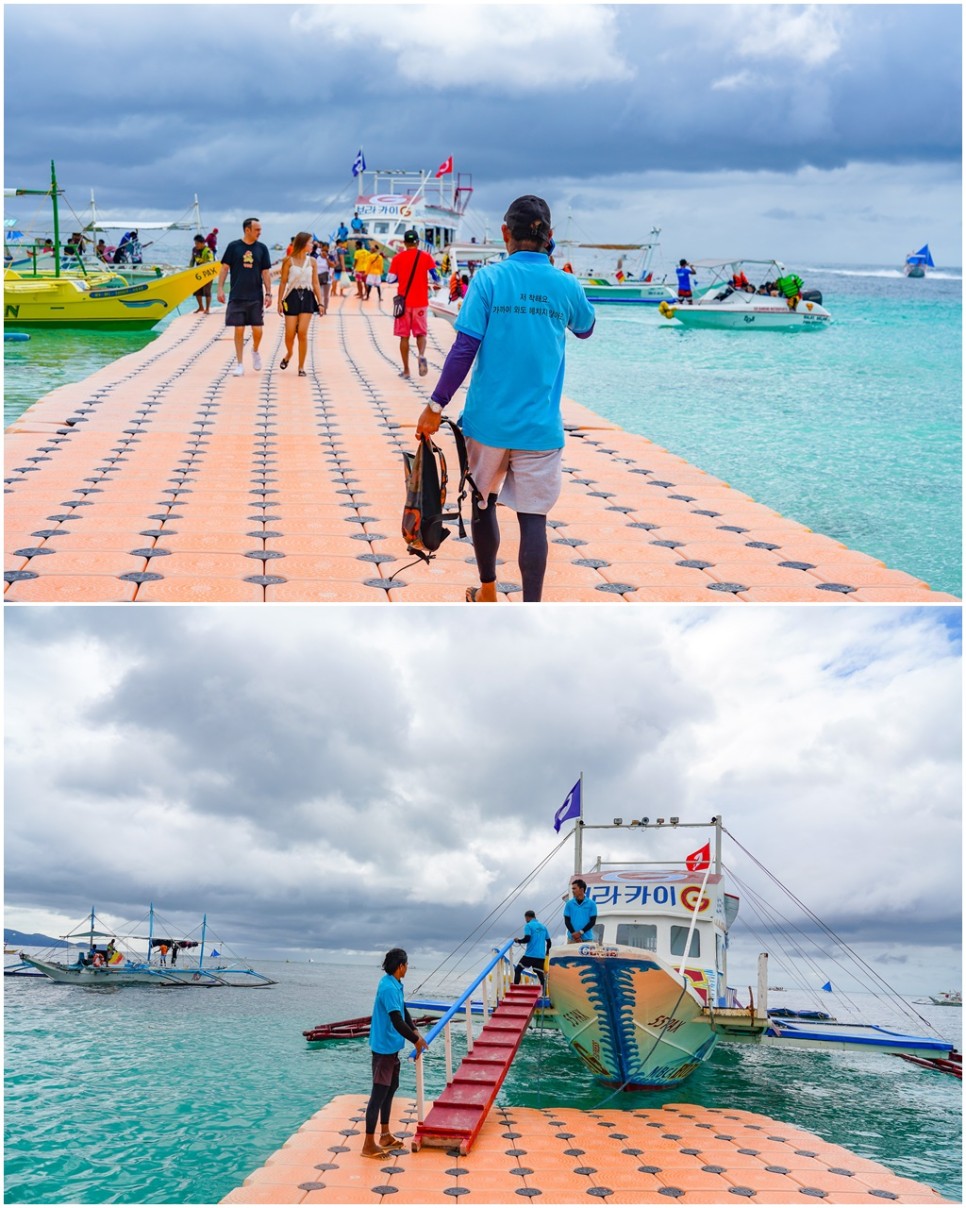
xmin=412 ymin=983 xmax=541 ymax=1154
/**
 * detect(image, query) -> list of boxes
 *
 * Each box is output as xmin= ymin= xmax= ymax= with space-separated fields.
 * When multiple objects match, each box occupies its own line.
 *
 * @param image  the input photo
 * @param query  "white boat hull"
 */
xmin=18 ymin=954 xmax=221 ymax=987
xmin=660 ymin=296 xmax=831 ymax=329
xmin=547 ymin=943 xmax=717 ymax=1088
xmin=579 ymin=280 xmax=676 ymax=305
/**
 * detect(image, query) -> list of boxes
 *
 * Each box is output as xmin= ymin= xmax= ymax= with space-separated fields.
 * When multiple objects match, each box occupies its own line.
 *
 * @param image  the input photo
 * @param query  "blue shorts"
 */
xmin=225 ymin=298 xmax=264 ymax=327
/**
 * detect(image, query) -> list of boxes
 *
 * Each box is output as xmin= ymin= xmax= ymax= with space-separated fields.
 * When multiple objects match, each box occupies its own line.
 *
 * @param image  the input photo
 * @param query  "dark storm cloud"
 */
xmin=4 ymin=5 xmax=960 ymax=219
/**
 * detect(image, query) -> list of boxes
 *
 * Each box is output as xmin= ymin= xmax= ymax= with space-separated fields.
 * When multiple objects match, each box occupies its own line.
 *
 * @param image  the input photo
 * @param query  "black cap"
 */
xmin=403 ymin=229 xmax=419 ymax=244
xmin=504 ymin=195 xmax=552 ymax=242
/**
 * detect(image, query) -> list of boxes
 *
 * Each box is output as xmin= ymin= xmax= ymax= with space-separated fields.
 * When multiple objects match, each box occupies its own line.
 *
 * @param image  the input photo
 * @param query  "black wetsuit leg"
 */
xmin=517 ymin=512 xmax=549 ymax=602
xmin=471 ymin=493 xmax=500 ymax=584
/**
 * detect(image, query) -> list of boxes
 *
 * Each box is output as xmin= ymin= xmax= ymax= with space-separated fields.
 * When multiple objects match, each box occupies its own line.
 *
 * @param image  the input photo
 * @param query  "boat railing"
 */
xmin=410 ymin=938 xmax=517 ymax=1121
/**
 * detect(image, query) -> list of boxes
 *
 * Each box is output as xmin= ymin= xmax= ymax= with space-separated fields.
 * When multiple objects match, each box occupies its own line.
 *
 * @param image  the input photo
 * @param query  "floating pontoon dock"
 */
xmin=5 ymin=297 xmax=957 ymax=603
xmin=221 ymin=1094 xmax=951 ymax=1204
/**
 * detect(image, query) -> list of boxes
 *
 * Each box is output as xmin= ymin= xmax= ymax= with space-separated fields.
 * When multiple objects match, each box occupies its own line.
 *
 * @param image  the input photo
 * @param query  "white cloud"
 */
xmin=731 ymin=4 xmax=845 ymax=68
xmin=297 ymin=4 xmax=634 ymax=90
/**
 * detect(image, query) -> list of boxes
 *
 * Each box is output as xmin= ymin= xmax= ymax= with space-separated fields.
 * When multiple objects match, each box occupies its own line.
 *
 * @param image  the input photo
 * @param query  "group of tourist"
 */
xmin=214 ymin=194 xmax=595 ymax=604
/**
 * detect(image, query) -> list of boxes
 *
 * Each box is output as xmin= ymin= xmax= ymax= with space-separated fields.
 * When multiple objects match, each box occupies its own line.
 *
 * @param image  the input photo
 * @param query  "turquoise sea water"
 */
xmin=4 ymin=964 xmax=961 ymax=1204
xmin=4 ymin=265 xmax=961 ymax=597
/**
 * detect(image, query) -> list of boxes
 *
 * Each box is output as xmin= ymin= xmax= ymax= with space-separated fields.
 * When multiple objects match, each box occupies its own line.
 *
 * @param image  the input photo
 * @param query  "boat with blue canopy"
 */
xmin=904 ymin=244 xmax=935 ymax=277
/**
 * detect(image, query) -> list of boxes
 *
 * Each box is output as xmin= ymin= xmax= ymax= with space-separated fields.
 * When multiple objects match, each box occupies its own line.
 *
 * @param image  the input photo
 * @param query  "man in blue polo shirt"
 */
xmin=513 ymin=910 xmax=551 ymax=989
xmin=416 ymin=194 xmax=595 ymax=603
xmin=564 ymin=879 xmax=598 ymax=943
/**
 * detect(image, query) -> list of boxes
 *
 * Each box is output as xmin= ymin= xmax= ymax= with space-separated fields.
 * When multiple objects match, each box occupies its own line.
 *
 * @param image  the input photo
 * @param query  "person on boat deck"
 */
xmin=158 ymin=942 xmax=168 ymax=966
xmin=387 ymin=229 xmax=441 ymax=379
xmin=675 ymin=258 xmax=697 ymax=303
xmin=562 ymin=261 xmax=574 ymax=273
xmin=364 ymin=948 xmax=428 ymax=1160
xmin=216 ymin=217 xmax=273 ymax=376
xmin=731 ymin=269 xmax=751 ymax=291
xmin=170 ymin=943 xmax=178 ymax=966
xmin=564 ymin=879 xmax=598 ymax=943
xmin=205 ymin=228 xmax=219 ymax=254
xmin=190 ymin=234 xmax=214 ymax=314
xmin=351 ymin=210 xmax=365 ymax=234
xmin=95 ymin=239 xmax=109 ymax=263
xmin=777 ymin=272 xmax=804 ymax=310
xmin=278 ymin=231 xmax=324 ymax=375
xmin=415 ymin=194 xmax=595 ymax=604
xmin=513 ymin=911 xmax=551 ymax=990
xmin=337 ymin=220 xmax=349 ymax=242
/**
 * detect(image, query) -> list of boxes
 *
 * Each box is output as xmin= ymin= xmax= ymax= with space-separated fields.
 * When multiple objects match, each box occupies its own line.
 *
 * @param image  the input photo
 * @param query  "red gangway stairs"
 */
xmin=412 ymin=982 xmax=542 ymax=1154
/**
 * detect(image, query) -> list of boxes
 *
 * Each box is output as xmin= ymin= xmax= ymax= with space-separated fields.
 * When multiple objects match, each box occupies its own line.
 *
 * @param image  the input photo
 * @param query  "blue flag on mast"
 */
xmin=352 ymin=148 xmax=366 ymax=177
xmin=554 ymin=780 xmax=582 ymax=832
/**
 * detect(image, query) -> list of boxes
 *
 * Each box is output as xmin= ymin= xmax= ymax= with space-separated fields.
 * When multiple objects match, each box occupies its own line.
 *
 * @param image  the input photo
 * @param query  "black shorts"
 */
xmin=225 ymin=298 xmax=264 ymax=327
xmin=281 ymin=288 xmax=318 ymax=317
xmin=371 ymin=1051 xmax=401 ymax=1087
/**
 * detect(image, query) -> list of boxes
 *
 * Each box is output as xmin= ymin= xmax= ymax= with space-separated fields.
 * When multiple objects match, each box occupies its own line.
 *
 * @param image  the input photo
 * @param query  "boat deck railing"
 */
xmin=410 ymin=939 xmax=520 ymax=1122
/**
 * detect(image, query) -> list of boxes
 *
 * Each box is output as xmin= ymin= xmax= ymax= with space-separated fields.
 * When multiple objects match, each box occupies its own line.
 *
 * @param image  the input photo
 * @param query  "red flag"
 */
xmin=435 ymin=155 xmax=454 ymax=178
xmin=685 ymin=842 xmax=711 ymax=872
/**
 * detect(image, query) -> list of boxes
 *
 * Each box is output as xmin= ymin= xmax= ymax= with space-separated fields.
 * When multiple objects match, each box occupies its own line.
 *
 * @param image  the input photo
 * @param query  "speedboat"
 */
xmin=658 ymin=258 xmax=831 ymax=329
xmin=928 ymin=991 xmax=962 ymax=1007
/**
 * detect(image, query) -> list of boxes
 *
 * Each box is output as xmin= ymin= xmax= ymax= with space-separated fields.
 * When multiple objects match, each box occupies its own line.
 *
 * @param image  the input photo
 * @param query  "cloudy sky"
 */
xmin=4 ymin=4 xmax=961 ymax=265
xmin=5 ymin=605 xmax=961 ymax=994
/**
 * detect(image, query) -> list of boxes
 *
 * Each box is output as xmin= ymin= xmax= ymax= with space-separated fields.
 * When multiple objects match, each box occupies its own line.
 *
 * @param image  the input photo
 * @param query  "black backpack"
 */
xmin=400 ymin=419 xmax=478 ymax=564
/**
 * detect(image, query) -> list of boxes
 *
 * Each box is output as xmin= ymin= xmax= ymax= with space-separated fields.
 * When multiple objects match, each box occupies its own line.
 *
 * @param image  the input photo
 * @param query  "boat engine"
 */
xmin=801 ymin=288 xmax=823 ymax=305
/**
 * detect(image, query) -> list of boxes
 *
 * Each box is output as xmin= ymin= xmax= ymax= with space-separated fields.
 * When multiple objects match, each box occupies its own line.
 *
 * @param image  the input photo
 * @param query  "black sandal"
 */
xmin=298 ymin=369 xmax=307 ymax=377
xmin=279 ymin=358 xmax=289 ymax=370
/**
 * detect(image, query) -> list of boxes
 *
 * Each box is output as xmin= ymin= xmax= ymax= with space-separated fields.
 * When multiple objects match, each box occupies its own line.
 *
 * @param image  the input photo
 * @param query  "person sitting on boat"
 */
xmin=731 ymin=269 xmax=751 ymax=291
xmin=561 ymin=261 xmax=574 ymax=274
xmin=776 ymin=272 xmax=804 ymax=310
xmin=564 ymin=878 xmax=598 ymax=943
xmin=364 ymin=948 xmax=428 ymax=1159
xmin=513 ymin=910 xmax=550 ymax=990
xmin=95 ymin=239 xmax=110 ymax=263
xmin=675 ymin=259 xmax=697 ymax=304
xmin=449 ymin=270 xmax=463 ymax=302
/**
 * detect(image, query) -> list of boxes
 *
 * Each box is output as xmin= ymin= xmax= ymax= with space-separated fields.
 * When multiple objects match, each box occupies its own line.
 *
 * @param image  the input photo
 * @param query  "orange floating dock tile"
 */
xmin=5 ymin=301 xmax=958 ymax=603
xmin=221 ymin=1095 xmax=952 ymax=1205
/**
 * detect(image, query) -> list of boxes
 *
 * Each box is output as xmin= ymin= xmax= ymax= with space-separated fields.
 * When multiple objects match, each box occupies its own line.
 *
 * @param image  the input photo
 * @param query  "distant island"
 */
xmin=5 ymin=929 xmax=67 ymax=949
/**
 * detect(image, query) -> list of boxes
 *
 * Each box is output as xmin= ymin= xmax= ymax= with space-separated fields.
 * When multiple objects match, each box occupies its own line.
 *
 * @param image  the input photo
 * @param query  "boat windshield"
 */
xmin=615 ymin=923 xmax=657 ymax=951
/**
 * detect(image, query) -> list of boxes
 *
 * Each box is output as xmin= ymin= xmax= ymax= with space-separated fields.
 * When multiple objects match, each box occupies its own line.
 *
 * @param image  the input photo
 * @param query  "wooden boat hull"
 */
xmin=18 ymin=954 xmax=222 ymax=987
xmin=547 ymin=944 xmax=716 ymax=1088
xmin=4 ymin=262 xmax=220 ymax=329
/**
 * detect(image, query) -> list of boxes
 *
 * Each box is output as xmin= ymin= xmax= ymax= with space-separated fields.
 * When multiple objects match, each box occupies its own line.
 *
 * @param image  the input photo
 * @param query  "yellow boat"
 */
xmin=4 ymin=262 xmax=220 ymax=330
xmin=4 ymin=159 xmax=221 ymax=329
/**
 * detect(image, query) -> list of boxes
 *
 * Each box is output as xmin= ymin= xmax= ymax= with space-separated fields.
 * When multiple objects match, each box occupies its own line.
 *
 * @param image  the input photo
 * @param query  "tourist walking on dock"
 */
xmin=189 ymin=234 xmax=214 ymax=314
xmin=513 ymin=911 xmax=551 ymax=990
xmin=364 ymin=948 xmax=427 ymax=1159
xmin=278 ymin=231 xmax=323 ymax=375
xmin=353 ymin=241 xmax=370 ymax=299
xmin=314 ymin=241 xmax=332 ymax=311
xmin=216 ymin=217 xmax=273 ymax=376
xmin=365 ymin=246 xmax=384 ymax=302
xmin=564 ymin=879 xmax=598 ymax=943
xmin=415 ymin=195 xmax=595 ymax=603
xmin=388 ymin=229 xmax=441 ymax=378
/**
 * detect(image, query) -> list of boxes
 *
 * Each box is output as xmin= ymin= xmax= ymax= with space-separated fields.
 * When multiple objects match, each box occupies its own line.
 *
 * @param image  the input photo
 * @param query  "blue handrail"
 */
xmin=409 ymin=937 xmax=516 ymax=1058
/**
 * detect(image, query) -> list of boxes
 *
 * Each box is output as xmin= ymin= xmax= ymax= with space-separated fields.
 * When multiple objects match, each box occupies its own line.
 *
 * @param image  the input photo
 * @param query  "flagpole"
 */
xmin=574 ymin=771 xmax=584 ymax=874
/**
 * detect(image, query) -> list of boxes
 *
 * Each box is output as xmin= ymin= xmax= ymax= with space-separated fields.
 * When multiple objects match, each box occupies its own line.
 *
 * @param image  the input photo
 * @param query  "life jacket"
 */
xmin=777 ymin=273 xmax=803 ymax=298
xmin=400 ymin=419 xmax=478 ymax=564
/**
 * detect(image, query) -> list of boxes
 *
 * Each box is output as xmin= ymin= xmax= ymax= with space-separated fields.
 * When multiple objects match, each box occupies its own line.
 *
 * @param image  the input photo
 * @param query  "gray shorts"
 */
xmin=465 ymin=438 xmax=562 ymax=516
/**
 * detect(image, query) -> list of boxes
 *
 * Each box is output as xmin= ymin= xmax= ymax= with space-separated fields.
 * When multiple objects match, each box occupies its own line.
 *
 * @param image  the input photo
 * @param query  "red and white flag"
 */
xmin=685 ymin=842 xmax=711 ymax=872
xmin=435 ymin=155 xmax=454 ymax=178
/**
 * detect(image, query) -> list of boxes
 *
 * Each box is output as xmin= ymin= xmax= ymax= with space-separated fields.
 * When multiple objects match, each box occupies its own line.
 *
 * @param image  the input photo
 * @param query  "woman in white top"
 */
xmin=278 ymin=231 xmax=324 ymax=375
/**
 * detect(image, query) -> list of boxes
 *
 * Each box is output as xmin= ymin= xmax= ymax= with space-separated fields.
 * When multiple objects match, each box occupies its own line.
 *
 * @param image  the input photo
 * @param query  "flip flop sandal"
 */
xmin=418 ymin=356 xmax=429 ymax=377
xmin=279 ymin=358 xmax=289 ymax=370
xmin=465 ymin=587 xmax=482 ymax=603
xmin=298 ymin=369 xmax=307 ymax=377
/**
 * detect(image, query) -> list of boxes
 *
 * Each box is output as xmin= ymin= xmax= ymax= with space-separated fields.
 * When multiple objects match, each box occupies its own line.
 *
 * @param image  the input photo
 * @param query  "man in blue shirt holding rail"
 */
xmin=513 ymin=910 xmax=551 ymax=990
xmin=416 ymin=195 xmax=595 ymax=603
xmin=364 ymin=948 xmax=427 ymax=1159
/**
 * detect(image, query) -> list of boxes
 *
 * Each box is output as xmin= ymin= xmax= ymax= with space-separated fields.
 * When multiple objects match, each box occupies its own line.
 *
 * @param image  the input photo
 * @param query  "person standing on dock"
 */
xmin=277 ymin=232 xmax=323 ymax=376
xmin=388 ymin=230 xmax=441 ymax=378
xmin=216 ymin=218 xmax=273 ymax=376
xmin=190 ymin=235 xmax=214 ymax=314
xmin=513 ymin=911 xmax=551 ymax=990
xmin=415 ymin=195 xmax=595 ymax=603
xmin=364 ymin=948 xmax=428 ymax=1159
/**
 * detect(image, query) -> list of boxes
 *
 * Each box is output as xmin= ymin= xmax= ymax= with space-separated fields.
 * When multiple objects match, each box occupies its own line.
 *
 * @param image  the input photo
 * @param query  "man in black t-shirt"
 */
xmin=216 ymin=217 xmax=273 ymax=376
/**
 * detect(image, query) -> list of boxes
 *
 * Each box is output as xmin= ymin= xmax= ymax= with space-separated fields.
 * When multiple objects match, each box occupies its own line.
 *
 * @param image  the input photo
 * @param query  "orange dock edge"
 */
xmin=220 ymin=1094 xmax=952 ymax=1204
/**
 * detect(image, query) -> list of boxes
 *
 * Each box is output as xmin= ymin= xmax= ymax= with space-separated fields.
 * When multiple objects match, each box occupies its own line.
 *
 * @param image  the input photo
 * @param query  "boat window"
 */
xmin=615 ymin=923 xmax=658 ymax=952
xmin=670 ymin=926 xmax=700 ymax=957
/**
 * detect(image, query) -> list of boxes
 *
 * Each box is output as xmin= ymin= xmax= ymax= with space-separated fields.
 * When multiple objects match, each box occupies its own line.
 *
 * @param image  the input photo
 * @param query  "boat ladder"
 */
xmin=409 ymin=939 xmax=544 ymax=1154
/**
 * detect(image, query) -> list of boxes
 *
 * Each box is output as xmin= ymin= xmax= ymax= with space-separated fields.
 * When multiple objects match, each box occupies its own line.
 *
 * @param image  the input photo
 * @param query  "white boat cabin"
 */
xmin=573 ymin=869 xmax=739 ymax=1008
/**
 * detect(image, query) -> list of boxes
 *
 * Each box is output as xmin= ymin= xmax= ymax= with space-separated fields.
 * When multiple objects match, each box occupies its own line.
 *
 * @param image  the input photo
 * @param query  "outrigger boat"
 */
xmin=658 ymin=258 xmax=831 ymax=329
xmin=4 ymin=162 xmax=219 ymax=329
xmin=14 ymin=906 xmax=276 ymax=988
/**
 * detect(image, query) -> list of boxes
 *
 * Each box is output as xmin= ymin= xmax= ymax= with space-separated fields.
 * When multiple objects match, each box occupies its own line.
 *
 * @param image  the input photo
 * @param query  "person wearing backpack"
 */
xmin=415 ymin=195 xmax=595 ymax=603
